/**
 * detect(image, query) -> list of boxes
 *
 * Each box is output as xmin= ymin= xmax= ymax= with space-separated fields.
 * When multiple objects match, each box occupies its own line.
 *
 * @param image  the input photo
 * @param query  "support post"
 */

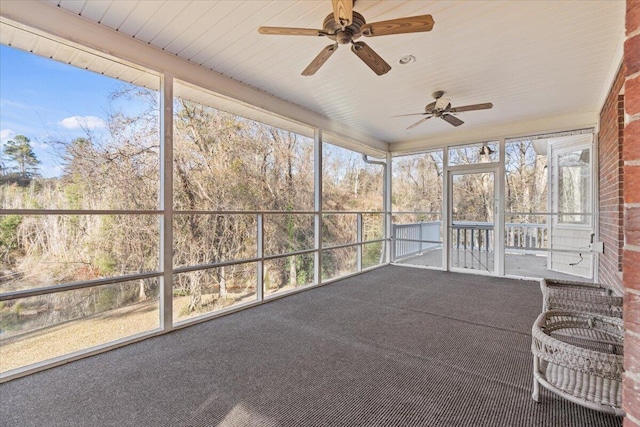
xmin=159 ymin=73 xmax=174 ymax=331
xmin=385 ymin=152 xmax=393 ymax=264
xmin=314 ymin=128 xmax=323 ymax=285
xmin=357 ymin=213 xmax=363 ymax=271
xmin=257 ymin=213 xmax=264 ymax=301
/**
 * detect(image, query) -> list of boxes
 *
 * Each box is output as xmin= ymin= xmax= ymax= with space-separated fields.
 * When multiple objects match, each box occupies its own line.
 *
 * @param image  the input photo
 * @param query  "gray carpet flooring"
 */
xmin=0 ymin=266 xmax=623 ymax=426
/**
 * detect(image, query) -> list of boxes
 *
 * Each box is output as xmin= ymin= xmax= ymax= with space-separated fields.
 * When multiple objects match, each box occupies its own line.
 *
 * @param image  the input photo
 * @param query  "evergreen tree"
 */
xmin=3 ymin=135 xmax=40 ymax=178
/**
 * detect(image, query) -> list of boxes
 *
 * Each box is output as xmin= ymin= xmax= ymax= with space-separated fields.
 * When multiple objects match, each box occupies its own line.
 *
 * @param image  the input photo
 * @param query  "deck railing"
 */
xmin=393 ymin=221 xmax=548 ymax=263
xmin=392 ymin=221 xmax=442 ymax=260
xmin=505 ymin=223 xmax=547 ymax=254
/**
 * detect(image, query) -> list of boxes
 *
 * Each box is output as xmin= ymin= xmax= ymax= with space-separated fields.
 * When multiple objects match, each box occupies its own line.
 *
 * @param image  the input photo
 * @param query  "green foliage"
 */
xmin=96 ymin=287 xmax=119 ymax=312
xmin=95 ymin=254 xmax=117 ymax=275
xmin=321 ymin=250 xmax=337 ymax=279
xmin=64 ymin=181 xmax=84 ymax=210
xmin=12 ymin=301 xmax=23 ymax=315
xmin=0 ymin=215 xmax=22 ymax=251
xmin=363 ymin=242 xmax=383 ymax=269
xmin=173 ymin=289 xmax=188 ymax=297
xmin=264 ymin=270 xmax=275 ymax=290
xmin=3 ymin=135 xmax=40 ymax=179
xmin=295 ymin=253 xmax=314 ymax=286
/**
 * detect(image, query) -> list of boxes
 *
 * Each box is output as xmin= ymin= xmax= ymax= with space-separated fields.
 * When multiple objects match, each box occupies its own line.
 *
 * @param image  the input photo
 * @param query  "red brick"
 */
xmin=626 ymin=292 xmax=640 ymax=330
xmin=623 ymin=390 xmax=640 ymax=417
xmin=600 ymin=66 xmax=626 ymax=289
xmin=628 ymin=207 xmax=640 ymax=247
xmin=626 ymin=341 xmax=640 ymax=374
xmin=623 ymin=372 xmax=640 ymax=419
xmin=624 ymin=416 xmax=640 ymax=427
xmin=624 ymin=250 xmax=640 ymax=291
xmin=624 ymin=120 xmax=640 ymax=161
xmin=626 ymin=34 xmax=640 ymax=76
xmin=626 ymin=326 xmax=640 ymax=353
xmin=625 ymin=165 xmax=640 ymax=204
xmin=628 ymin=76 xmax=640 ymax=117
xmin=629 ymin=0 xmax=640 ymax=35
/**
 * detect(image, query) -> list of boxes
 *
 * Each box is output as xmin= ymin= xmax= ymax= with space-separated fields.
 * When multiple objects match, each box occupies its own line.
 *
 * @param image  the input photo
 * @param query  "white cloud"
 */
xmin=59 ymin=115 xmax=107 ymax=130
xmin=0 ymin=129 xmax=16 ymax=144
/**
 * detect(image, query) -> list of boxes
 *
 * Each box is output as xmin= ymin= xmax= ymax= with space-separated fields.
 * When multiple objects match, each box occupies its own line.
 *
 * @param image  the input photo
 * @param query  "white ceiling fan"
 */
xmin=396 ymin=91 xmax=494 ymax=129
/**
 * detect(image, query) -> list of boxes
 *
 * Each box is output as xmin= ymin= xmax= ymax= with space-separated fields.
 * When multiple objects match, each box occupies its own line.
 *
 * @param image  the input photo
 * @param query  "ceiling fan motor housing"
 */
xmin=323 ymin=11 xmax=366 ymax=44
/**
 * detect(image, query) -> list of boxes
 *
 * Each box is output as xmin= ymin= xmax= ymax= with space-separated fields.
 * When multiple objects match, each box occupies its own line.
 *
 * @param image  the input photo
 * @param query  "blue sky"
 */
xmin=0 ymin=45 xmax=129 ymax=177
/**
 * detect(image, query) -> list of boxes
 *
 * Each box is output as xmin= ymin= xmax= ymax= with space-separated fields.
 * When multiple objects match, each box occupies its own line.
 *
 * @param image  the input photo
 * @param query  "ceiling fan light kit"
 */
xmin=258 ymin=0 xmax=434 ymax=76
xmin=479 ymin=145 xmax=495 ymax=156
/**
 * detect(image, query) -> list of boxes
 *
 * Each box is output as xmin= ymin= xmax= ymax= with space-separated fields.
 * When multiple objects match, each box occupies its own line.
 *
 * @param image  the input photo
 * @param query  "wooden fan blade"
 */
xmin=332 ymin=0 xmax=353 ymax=27
xmin=407 ymin=116 xmax=433 ymax=130
xmin=351 ymin=42 xmax=391 ymax=75
xmin=258 ymin=26 xmax=325 ymax=36
xmin=442 ymin=114 xmax=464 ymax=127
xmin=362 ymin=15 xmax=434 ymax=37
xmin=302 ymin=44 xmax=339 ymax=76
xmin=448 ymin=103 xmax=493 ymax=113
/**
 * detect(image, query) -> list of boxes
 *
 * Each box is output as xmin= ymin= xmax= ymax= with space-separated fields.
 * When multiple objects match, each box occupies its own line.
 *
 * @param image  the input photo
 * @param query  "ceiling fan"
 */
xmin=258 ymin=0 xmax=434 ymax=76
xmin=396 ymin=91 xmax=494 ymax=129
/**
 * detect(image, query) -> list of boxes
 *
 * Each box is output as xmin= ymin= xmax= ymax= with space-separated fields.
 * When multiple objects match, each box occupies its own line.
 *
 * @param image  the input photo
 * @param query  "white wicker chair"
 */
xmin=531 ymin=310 xmax=625 ymax=416
xmin=540 ymin=279 xmax=623 ymax=318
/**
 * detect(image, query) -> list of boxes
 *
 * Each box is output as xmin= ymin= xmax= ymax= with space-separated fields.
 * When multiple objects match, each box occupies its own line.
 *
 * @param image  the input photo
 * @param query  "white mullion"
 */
xmin=496 ymin=138 xmax=506 ymax=276
xmin=357 ymin=213 xmax=363 ymax=271
xmin=385 ymin=152 xmax=393 ymax=264
xmin=257 ymin=213 xmax=264 ymax=301
xmin=314 ymin=128 xmax=323 ymax=285
xmin=159 ymin=73 xmax=174 ymax=331
xmin=443 ymin=148 xmax=450 ymax=270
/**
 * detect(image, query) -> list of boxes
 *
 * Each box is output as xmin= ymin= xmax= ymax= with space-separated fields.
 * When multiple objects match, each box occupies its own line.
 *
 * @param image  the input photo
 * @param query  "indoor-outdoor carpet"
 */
xmin=0 ymin=266 xmax=623 ymax=427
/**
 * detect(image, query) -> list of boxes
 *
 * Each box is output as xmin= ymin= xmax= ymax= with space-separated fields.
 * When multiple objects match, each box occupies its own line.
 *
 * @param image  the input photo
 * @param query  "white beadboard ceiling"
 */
xmin=2 ymin=0 xmax=626 ymax=152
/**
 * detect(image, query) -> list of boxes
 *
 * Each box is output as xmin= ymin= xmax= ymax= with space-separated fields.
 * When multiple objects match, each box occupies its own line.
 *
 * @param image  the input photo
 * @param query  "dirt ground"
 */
xmin=0 ymin=286 xmax=301 ymax=373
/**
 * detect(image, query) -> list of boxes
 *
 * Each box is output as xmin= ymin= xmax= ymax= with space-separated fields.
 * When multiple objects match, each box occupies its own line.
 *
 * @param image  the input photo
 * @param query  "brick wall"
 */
xmin=623 ymin=1 xmax=640 ymax=425
xmin=599 ymin=67 xmax=625 ymax=293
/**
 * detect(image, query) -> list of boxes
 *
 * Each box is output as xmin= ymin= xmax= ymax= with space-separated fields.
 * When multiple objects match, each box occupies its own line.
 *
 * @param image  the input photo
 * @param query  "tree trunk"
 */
xmin=188 ymin=272 xmax=202 ymax=312
xmin=289 ymin=257 xmax=297 ymax=287
xmin=219 ymin=265 xmax=227 ymax=299
xmin=138 ymin=279 xmax=147 ymax=301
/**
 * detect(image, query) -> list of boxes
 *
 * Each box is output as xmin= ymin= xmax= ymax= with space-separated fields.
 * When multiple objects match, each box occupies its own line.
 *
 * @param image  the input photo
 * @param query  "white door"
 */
xmin=448 ymin=168 xmax=497 ymax=273
xmin=548 ymin=135 xmax=594 ymax=279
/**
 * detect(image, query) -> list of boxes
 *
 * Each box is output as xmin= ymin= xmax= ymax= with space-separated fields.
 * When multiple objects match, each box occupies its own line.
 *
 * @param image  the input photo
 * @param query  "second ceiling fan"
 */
xmin=258 ymin=0 xmax=434 ymax=76
xmin=396 ymin=91 xmax=494 ymax=129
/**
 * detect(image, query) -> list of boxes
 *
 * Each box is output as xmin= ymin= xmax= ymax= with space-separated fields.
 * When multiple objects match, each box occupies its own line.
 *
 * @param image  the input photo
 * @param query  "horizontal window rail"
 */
xmin=1 ymin=209 xmax=162 ymax=215
xmin=504 ymin=212 xmax=594 ymax=216
xmin=0 ymin=209 xmax=388 ymax=216
xmin=391 ymin=211 xmax=442 ymax=215
xmin=0 ymin=271 xmax=163 ymax=301
xmin=175 ymin=210 xmax=318 ymax=215
xmin=173 ymin=210 xmax=387 ymax=215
